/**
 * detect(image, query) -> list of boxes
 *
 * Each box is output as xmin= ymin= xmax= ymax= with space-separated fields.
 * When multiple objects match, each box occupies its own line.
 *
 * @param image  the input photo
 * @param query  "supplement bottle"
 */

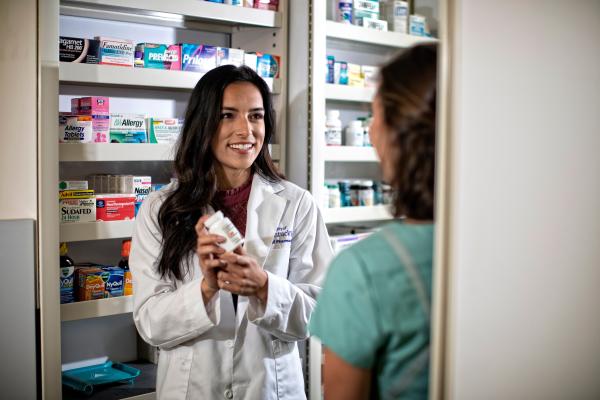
xmin=325 ymin=110 xmax=342 ymax=146
xmin=373 ymin=181 xmax=383 ymax=205
xmin=338 ymin=180 xmax=352 ymax=207
xmin=345 ymin=120 xmax=364 ymax=146
xmin=359 ymin=180 xmax=374 ymax=206
xmin=350 ymin=180 xmax=362 ymax=206
xmin=119 ymin=239 xmax=133 ymax=296
xmin=363 ymin=116 xmax=372 ymax=146
xmin=327 ymin=183 xmax=341 ymax=208
xmin=59 ymin=242 xmax=75 ymax=304
xmin=382 ymin=183 xmax=393 ymax=205
xmin=205 ymin=211 xmax=244 ymax=252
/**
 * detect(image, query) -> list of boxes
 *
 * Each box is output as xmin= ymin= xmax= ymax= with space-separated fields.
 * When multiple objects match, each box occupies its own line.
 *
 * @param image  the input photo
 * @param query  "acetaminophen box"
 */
xmin=96 ymin=194 xmax=136 ymax=221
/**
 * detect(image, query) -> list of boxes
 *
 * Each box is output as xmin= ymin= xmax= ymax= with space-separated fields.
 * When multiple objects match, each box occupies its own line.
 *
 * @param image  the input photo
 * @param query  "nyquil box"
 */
xmin=109 ymin=114 xmax=147 ymax=143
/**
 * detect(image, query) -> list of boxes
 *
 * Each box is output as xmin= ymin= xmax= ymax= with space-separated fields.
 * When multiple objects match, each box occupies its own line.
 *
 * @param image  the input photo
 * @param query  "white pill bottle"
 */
xmin=204 ymin=211 xmax=244 ymax=252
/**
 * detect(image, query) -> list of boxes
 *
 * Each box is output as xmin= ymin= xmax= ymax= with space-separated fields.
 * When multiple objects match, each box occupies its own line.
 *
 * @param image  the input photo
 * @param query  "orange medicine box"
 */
xmin=96 ymin=194 xmax=136 ymax=221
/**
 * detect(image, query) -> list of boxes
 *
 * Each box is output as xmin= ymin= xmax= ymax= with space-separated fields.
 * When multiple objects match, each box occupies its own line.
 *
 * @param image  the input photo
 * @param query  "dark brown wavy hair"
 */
xmin=378 ymin=43 xmax=437 ymax=220
xmin=157 ymin=65 xmax=282 ymax=280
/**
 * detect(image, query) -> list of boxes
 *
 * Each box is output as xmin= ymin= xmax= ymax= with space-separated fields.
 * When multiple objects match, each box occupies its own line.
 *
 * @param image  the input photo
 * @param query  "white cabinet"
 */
xmin=40 ymin=1 xmax=290 ymax=398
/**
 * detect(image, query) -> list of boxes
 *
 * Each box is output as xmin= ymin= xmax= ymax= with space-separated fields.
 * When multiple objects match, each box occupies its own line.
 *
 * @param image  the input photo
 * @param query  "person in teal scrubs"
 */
xmin=309 ymin=43 xmax=438 ymax=400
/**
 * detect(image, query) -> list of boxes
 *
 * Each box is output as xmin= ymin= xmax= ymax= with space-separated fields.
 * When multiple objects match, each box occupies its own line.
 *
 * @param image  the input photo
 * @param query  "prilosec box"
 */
xmin=59 ymin=37 xmax=100 ymax=64
xmin=97 ymin=37 xmax=135 ymax=67
xmin=147 ymin=118 xmax=183 ymax=143
xmin=135 ymin=43 xmax=181 ymax=70
xmin=181 ymin=44 xmax=217 ymax=73
xmin=216 ymin=47 xmax=244 ymax=67
xmin=59 ymin=115 xmax=93 ymax=143
xmin=109 ymin=114 xmax=147 ymax=143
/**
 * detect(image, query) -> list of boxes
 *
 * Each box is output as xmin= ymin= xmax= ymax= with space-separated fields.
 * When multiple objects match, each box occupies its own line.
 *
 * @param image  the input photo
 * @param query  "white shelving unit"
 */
xmin=60 ymin=220 xmax=134 ymax=242
xmin=324 ymin=84 xmax=375 ymax=102
xmin=323 ymin=146 xmax=379 ymax=162
xmin=326 ymin=20 xmax=437 ymax=48
xmin=60 ymin=62 xmax=281 ymax=93
xmin=59 ymin=143 xmax=281 ymax=162
xmin=323 ymin=205 xmax=392 ymax=224
xmin=43 ymin=1 xmax=291 ymax=398
xmin=61 ymin=296 xmax=133 ymax=322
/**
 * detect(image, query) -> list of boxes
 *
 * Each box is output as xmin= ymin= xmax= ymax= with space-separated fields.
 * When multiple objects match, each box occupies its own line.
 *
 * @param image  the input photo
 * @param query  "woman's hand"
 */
xmin=218 ymin=247 xmax=269 ymax=303
xmin=195 ymin=215 xmax=227 ymax=302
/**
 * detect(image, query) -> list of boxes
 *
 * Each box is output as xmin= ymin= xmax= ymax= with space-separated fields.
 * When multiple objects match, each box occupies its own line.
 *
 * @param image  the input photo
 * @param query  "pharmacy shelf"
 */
xmin=61 ymin=220 xmax=134 ymax=242
xmin=59 ymin=143 xmax=281 ymax=162
xmin=325 ymin=84 xmax=375 ymax=103
xmin=323 ymin=146 xmax=379 ymax=162
xmin=324 ymin=205 xmax=392 ymax=224
xmin=61 ymin=296 xmax=133 ymax=322
xmin=59 ymin=62 xmax=282 ymax=94
xmin=326 ymin=20 xmax=437 ymax=48
xmin=61 ymin=0 xmax=282 ymax=28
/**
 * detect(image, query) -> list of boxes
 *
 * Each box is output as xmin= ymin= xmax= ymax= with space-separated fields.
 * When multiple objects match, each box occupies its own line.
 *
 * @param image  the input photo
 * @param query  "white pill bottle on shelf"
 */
xmin=325 ymin=110 xmax=343 ymax=146
xmin=345 ymin=120 xmax=365 ymax=146
xmin=204 ymin=211 xmax=244 ymax=252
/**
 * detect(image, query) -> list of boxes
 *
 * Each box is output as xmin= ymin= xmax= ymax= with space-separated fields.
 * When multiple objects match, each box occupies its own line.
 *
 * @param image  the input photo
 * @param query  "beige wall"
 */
xmin=0 ymin=0 xmax=38 ymax=220
xmin=439 ymin=1 xmax=600 ymax=399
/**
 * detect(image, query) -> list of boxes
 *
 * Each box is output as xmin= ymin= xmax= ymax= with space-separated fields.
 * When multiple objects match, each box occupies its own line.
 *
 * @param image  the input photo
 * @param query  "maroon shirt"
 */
xmin=212 ymin=175 xmax=253 ymax=312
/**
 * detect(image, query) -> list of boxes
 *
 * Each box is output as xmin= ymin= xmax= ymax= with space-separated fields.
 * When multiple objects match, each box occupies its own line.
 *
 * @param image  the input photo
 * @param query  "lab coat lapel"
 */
xmin=244 ymin=175 xmax=286 ymax=268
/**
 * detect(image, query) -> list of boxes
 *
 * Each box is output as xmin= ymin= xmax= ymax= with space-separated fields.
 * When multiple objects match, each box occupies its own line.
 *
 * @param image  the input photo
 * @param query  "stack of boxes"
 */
xmin=326 ymin=56 xmax=378 ymax=88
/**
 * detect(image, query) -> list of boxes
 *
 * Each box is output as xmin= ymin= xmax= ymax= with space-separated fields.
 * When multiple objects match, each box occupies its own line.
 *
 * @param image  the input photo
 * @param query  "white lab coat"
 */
xmin=130 ymin=174 xmax=333 ymax=400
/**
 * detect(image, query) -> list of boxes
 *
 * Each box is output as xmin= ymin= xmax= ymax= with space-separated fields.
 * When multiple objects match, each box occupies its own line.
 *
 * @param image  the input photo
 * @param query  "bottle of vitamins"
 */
xmin=345 ymin=120 xmax=365 ymax=146
xmin=205 ymin=211 xmax=244 ymax=252
xmin=325 ymin=110 xmax=342 ymax=146
xmin=119 ymin=239 xmax=133 ymax=296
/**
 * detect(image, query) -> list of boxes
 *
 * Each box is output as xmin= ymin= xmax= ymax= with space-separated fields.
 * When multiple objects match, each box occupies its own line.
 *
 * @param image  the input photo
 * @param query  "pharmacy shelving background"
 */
xmin=287 ymin=1 xmax=438 ymax=399
xmin=40 ymin=1 xmax=289 ymax=399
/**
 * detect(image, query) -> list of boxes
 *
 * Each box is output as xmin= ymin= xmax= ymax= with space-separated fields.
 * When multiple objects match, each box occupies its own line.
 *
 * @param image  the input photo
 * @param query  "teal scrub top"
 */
xmin=309 ymin=222 xmax=434 ymax=400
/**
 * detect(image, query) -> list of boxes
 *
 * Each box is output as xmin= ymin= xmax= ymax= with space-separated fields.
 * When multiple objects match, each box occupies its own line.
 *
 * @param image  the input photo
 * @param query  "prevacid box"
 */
xmin=135 ymin=43 xmax=181 ymax=70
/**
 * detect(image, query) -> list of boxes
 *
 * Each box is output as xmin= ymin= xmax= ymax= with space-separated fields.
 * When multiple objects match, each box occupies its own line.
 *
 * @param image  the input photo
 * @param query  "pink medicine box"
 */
xmin=78 ymin=97 xmax=110 ymax=116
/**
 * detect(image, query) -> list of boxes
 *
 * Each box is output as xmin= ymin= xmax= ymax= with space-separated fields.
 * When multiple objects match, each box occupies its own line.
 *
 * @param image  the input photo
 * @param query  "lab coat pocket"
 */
xmin=157 ymin=346 xmax=193 ymax=400
xmin=270 ymin=339 xmax=305 ymax=399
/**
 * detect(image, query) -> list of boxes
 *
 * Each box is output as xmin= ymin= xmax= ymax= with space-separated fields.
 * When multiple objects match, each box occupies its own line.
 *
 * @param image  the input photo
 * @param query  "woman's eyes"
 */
xmin=220 ymin=112 xmax=264 ymax=121
xmin=249 ymin=113 xmax=264 ymax=121
xmin=220 ymin=112 xmax=234 ymax=120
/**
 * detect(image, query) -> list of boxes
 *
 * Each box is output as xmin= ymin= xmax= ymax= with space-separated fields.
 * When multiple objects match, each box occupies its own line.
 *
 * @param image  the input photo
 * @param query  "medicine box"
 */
xmin=96 ymin=194 xmax=136 ymax=222
xmin=409 ymin=14 xmax=428 ymax=36
xmin=76 ymin=267 xmax=106 ymax=301
xmin=60 ymin=198 xmax=96 ymax=224
xmin=135 ymin=43 xmax=181 ymax=70
xmin=361 ymin=65 xmax=378 ymax=88
xmin=109 ymin=114 xmax=147 ymax=143
xmin=59 ymin=190 xmax=95 ymax=200
xmin=243 ymin=53 xmax=258 ymax=71
xmin=347 ymin=63 xmax=364 ymax=87
xmin=384 ymin=1 xmax=409 ymax=33
xmin=326 ymin=55 xmax=335 ymax=84
xmin=147 ymin=118 xmax=183 ymax=143
xmin=334 ymin=61 xmax=349 ymax=85
xmin=253 ymin=0 xmax=278 ymax=11
xmin=133 ymin=176 xmax=151 ymax=216
xmin=59 ymin=115 xmax=93 ymax=143
xmin=256 ymin=53 xmax=280 ymax=79
xmin=216 ymin=47 xmax=245 ymax=67
xmin=97 ymin=37 xmax=135 ymax=67
xmin=363 ymin=17 xmax=388 ymax=31
xmin=59 ymin=180 xmax=88 ymax=191
xmin=181 ymin=44 xmax=217 ymax=73
xmin=59 ymin=37 xmax=100 ymax=64
xmin=353 ymin=0 xmax=380 ymax=26
xmin=78 ymin=97 xmax=109 ymax=115
xmin=99 ymin=267 xmax=125 ymax=298
xmin=91 ymin=114 xmax=110 ymax=143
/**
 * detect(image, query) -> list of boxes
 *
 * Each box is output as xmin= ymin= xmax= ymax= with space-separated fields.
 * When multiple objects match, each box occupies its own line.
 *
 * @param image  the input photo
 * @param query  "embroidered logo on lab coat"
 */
xmin=272 ymin=226 xmax=292 ymax=249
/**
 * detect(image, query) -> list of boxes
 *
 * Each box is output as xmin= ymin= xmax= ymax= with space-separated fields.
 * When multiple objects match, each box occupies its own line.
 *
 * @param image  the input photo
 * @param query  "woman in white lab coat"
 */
xmin=130 ymin=65 xmax=333 ymax=400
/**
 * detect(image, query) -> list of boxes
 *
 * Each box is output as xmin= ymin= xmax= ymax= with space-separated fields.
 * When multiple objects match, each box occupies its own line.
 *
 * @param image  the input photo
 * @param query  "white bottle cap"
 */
xmin=204 ymin=211 xmax=224 ymax=229
xmin=350 ymin=120 xmax=363 ymax=129
xmin=327 ymin=109 xmax=340 ymax=120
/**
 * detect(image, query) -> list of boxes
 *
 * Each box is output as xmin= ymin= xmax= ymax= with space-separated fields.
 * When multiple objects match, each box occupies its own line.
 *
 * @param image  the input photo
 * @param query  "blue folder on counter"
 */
xmin=62 ymin=360 xmax=141 ymax=394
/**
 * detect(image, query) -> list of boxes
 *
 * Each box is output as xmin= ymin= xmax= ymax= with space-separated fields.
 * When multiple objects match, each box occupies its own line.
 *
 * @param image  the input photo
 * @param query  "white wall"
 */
xmin=442 ymin=1 xmax=600 ymax=399
xmin=0 ymin=0 xmax=38 ymax=219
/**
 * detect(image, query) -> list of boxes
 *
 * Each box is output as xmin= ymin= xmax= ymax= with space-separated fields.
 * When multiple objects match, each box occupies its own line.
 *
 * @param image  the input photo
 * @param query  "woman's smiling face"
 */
xmin=211 ymin=81 xmax=265 ymax=176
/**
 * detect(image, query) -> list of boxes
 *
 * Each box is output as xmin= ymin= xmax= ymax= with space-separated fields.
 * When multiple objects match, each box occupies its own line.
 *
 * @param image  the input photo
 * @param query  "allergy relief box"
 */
xmin=135 ymin=43 xmax=181 ymax=70
xmin=109 ymin=114 xmax=147 ymax=143
xmin=97 ymin=37 xmax=135 ymax=67
xmin=147 ymin=118 xmax=183 ymax=143
xmin=181 ymin=44 xmax=217 ymax=73
xmin=59 ymin=114 xmax=93 ymax=143
xmin=59 ymin=37 xmax=100 ymax=64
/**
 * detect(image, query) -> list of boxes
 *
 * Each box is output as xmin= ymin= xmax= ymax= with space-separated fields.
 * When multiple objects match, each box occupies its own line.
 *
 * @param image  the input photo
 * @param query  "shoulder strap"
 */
xmin=381 ymin=228 xmax=431 ymax=399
